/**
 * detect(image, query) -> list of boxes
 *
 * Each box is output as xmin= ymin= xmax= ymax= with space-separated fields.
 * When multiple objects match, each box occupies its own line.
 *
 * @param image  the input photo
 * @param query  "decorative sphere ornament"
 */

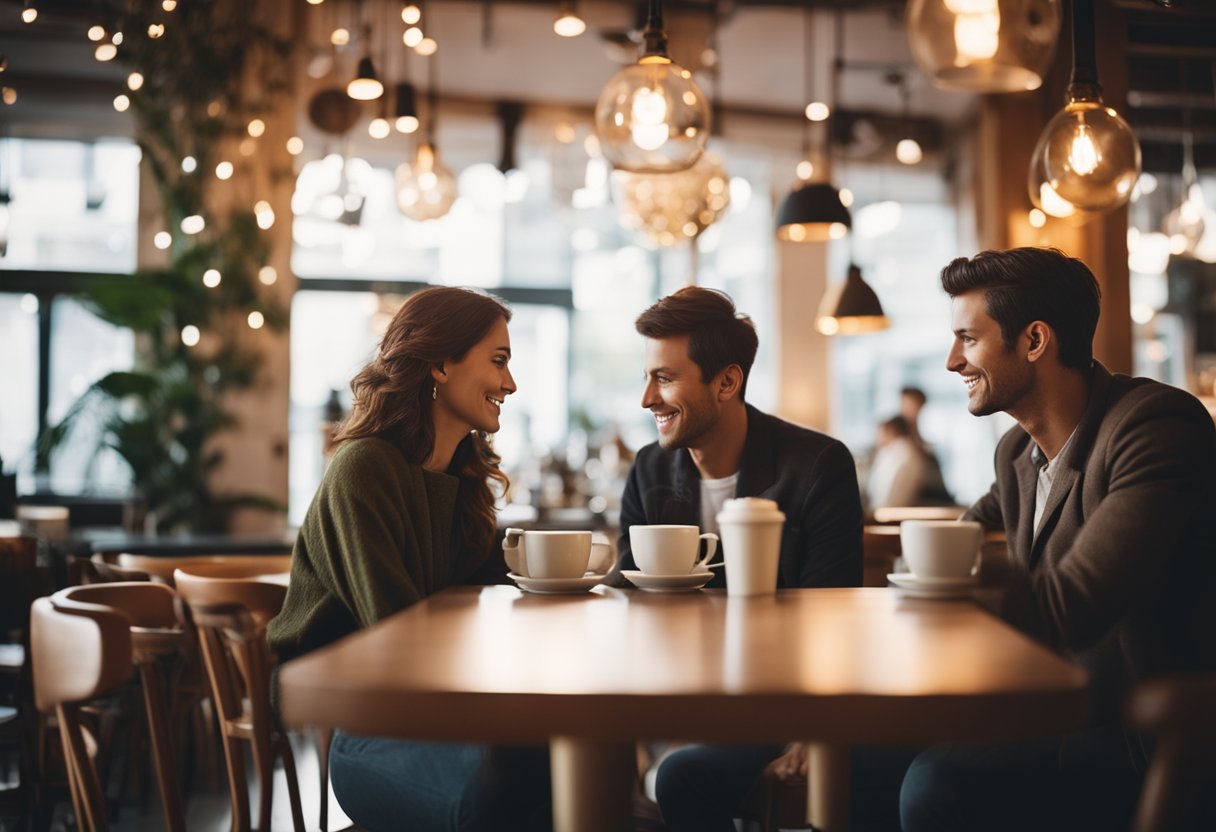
xmin=614 ymin=150 xmax=730 ymax=247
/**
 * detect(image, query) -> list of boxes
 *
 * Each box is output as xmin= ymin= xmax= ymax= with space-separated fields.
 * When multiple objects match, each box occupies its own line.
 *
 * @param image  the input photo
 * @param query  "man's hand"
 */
xmin=766 ymin=741 xmax=808 ymax=780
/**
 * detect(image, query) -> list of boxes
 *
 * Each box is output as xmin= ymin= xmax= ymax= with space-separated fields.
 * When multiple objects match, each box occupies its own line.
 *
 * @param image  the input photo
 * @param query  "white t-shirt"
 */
xmin=700 ymin=472 xmax=739 ymax=536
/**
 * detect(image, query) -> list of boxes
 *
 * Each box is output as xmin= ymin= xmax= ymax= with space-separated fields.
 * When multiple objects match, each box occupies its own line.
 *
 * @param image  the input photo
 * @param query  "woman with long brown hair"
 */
xmin=269 ymin=286 xmax=550 ymax=831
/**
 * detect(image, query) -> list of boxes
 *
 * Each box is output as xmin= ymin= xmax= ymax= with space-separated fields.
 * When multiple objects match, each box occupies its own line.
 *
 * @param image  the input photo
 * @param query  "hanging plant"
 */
xmin=40 ymin=0 xmax=294 ymax=533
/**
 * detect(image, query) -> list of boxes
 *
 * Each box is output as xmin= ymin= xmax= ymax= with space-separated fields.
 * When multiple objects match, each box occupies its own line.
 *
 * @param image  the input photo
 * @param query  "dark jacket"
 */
xmin=968 ymin=363 xmax=1216 ymax=725
xmin=616 ymin=404 xmax=863 ymax=589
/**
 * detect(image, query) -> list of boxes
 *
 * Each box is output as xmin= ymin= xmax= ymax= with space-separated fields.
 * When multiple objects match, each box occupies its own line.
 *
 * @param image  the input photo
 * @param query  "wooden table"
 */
xmin=278 ymin=586 xmax=1087 ymax=832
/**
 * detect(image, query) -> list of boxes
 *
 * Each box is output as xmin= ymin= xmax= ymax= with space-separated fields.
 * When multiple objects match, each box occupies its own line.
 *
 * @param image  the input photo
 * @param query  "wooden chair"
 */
xmin=174 ymin=564 xmax=306 ymax=832
xmin=30 ymin=596 xmax=134 ymax=832
xmin=50 ymin=583 xmax=188 ymax=832
xmin=117 ymin=554 xmax=292 ymax=587
xmin=870 ymin=506 xmax=967 ymax=524
xmin=1128 ymin=673 xmax=1216 ymax=832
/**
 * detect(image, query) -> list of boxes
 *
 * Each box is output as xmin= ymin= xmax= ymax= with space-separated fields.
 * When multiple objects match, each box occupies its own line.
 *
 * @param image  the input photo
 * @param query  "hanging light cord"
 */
xmin=800 ymin=10 xmax=812 ymax=162
xmin=642 ymin=0 xmax=668 ymax=58
xmin=1069 ymin=0 xmax=1099 ymax=91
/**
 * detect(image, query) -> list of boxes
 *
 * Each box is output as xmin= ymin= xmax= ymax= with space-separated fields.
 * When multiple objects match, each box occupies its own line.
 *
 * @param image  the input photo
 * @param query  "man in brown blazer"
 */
xmin=899 ymin=247 xmax=1216 ymax=832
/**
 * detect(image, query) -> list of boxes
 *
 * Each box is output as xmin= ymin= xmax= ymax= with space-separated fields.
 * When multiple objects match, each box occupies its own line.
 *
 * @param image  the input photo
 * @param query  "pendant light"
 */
xmin=593 ymin=0 xmax=710 ymax=173
xmin=395 ymin=57 xmax=456 ymax=221
xmin=1028 ymin=0 xmax=1140 ymax=216
xmin=394 ymin=82 xmax=419 ymax=134
xmin=816 ymin=263 xmax=890 ymax=336
xmin=906 ymin=0 xmax=1061 ymax=93
xmin=553 ymin=1 xmax=586 ymax=38
xmin=1161 ymin=69 xmax=1205 ymax=257
xmin=776 ymin=10 xmax=851 ymax=243
xmin=347 ymin=53 xmax=383 ymax=101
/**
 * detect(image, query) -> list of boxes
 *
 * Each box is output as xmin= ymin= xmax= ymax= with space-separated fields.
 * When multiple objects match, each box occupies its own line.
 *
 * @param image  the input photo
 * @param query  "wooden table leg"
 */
xmin=807 ymin=741 xmax=849 ymax=832
xmin=550 ymin=736 xmax=635 ymax=832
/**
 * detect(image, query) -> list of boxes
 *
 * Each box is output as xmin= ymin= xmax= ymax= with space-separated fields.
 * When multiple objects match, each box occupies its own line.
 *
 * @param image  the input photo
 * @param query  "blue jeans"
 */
xmin=655 ymin=744 xmax=922 ymax=832
xmin=330 ymin=732 xmax=551 ymax=832
xmin=653 ymin=743 xmax=785 ymax=832
xmin=900 ymin=730 xmax=1149 ymax=832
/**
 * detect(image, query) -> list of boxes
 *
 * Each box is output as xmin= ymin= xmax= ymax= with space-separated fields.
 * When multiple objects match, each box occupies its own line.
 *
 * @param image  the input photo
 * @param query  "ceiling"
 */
xmin=1 ymin=0 xmax=1213 ymax=174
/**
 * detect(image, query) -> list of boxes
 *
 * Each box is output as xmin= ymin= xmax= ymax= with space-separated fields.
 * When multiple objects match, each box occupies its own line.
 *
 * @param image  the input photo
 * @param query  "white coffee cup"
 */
xmin=629 ymin=525 xmax=719 ymax=576
xmin=899 ymin=520 xmax=983 ymax=580
xmin=502 ymin=529 xmax=611 ymax=579
xmin=717 ymin=497 xmax=786 ymax=597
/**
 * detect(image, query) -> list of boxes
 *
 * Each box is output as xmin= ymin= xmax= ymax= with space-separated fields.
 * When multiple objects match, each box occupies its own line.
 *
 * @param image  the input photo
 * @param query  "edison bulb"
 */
xmin=906 ymin=0 xmax=1060 ymax=93
xmin=395 ymin=143 xmax=457 ymax=221
xmin=594 ymin=61 xmax=710 ymax=173
xmin=1032 ymin=92 xmax=1140 ymax=214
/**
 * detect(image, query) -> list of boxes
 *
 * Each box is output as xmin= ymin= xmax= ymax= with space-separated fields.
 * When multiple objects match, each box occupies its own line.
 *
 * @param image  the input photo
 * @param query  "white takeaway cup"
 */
xmin=717 ymin=497 xmax=786 ymax=597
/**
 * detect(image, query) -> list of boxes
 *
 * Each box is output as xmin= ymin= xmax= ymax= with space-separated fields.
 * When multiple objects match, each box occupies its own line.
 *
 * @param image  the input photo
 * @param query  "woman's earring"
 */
xmin=432 ymin=384 xmax=437 ymax=401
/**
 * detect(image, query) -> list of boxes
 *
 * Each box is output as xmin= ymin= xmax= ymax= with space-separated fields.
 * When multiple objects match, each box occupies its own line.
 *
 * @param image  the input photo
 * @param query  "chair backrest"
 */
xmin=121 ymin=554 xmax=291 ymax=586
xmin=30 ymin=597 xmax=132 ymax=713
xmin=174 ymin=569 xmax=286 ymax=728
xmin=54 ymin=582 xmax=180 ymax=630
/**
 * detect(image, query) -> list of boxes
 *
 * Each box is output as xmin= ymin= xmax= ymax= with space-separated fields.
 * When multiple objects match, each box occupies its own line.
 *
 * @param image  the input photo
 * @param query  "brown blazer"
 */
xmin=967 ymin=363 xmax=1216 ymax=725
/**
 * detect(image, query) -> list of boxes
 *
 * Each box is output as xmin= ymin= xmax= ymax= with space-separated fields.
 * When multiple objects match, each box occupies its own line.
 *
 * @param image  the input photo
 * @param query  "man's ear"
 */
xmin=716 ymin=364 xmax=744 ymax=401
xmin=1025 ymin=322 xmax=1051 ymax=362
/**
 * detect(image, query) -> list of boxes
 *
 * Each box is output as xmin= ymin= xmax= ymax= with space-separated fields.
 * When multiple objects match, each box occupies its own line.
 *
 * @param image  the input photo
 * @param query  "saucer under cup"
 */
xmin=899 ymin=520 xmax=982 ymax=580
xmin=629 ymin=525 xmax=718 ymax=576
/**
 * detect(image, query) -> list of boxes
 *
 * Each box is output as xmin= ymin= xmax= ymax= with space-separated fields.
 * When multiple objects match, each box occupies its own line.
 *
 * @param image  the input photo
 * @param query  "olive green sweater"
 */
xmin=268 ymin=436 xmax=486 ymax=668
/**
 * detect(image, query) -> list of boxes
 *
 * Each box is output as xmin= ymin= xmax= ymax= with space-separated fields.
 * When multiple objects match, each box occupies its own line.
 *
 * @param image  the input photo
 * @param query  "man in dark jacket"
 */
xmin=617 ymin=286 xmax=864 ymax=832
xmin=900 ymin=247 xmax=1216 ymax=832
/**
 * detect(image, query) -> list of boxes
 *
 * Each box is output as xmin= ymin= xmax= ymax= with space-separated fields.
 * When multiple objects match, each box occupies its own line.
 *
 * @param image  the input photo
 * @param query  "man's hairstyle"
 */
xmin=899 ymin=387 xmax=927 ymax=407
xmin=635 ymin=287 xmax=759 ymax=399
xmin=940 ymin=247 xmax=1101 ymax=371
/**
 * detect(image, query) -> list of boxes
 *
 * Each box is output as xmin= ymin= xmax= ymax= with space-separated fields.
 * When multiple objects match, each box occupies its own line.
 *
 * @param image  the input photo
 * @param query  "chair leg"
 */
xmin=138 ymin=661 xmax=186 ymax=832
xmin=277 ymin=734 xmax=307 ymax=832
xmin=251 ymin=727 xmax=275 ymax=832
xmin=219 ymin=732 xmax=251 ymax=832
xmin=59 ymin=706 xmax=108 ymax=832
xmin=317 ymin=726 xmax=332 ymax=832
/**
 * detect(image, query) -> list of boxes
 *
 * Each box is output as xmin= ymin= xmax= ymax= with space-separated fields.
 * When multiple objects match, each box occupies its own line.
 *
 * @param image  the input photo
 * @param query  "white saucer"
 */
xmin=887 ymin=572 xmax=979 ymax=600
xmin=508 ymin=572 xmax=607 ymax=595
xmin=620 ymin=570 xmax=715 ymax=592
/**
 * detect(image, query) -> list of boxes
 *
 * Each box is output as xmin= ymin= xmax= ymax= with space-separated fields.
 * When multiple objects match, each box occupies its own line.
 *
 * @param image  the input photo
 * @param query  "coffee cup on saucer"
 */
xmin=502 ymin=529 xmax=611 ymax=579
xmin=899 ymin=520 xmax=983 ymax=581
xmin=629 ymin=525 xmax=719 ymax=576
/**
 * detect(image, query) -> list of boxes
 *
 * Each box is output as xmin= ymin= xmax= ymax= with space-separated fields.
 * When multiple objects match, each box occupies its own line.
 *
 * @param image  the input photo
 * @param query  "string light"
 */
xmin=21 ymin=4 xmax=37 ymax=24
xmin=154 ymin=231 xmax=172 ymax=249
xmin=202 ymin=269 xmax=222 ymax=288
xmin=162 ymin=0 xmax=177 ymax=10
xmin=402 ymin=4 xmax=421 ymax=25
xmin=181 ymin=325 xmax=200 ymax=347
xmin=258 ymin=266 xmax=278 ymax=286
xmin=88 ymin=26 xmax=106 ymax=41
xmin=403 ymin=27 xmax=423 ymax=48
xmin=416 ymin=38 xmax=437 ymax=56
xmin=330 ymin=28 xmax=350 ymax=46
xmin=95 ymin=43 xmax=118 ymax=61
xmin=247 ymin=311 xmax=265 ymax=329
xmin=247 ymin=118 xmax=265 ymax=138
xmin=127 ymin=72 xmax=144 ymax=91
xmin=181 ymin=156 xmax=197 ymax=173
xmin=254 ymin=201 xmax=275 ymax=229
xmin=111 ymin=31 xmax=123 ymax=46
xmin=215 ymin=161 xmax=233 ymax=180
xmin=148 ymin=23 xmax=165 ymax=38
xmin=180 ymin=214 xmax=205 ymax=234
xmin=286 ymin=136 xmax=304 ymax=155
xmin=113 ymin=94 xmax=130 ymax=112
xmin=1028 ymin=208 xmax=1047 ymax=228
xmin=368 ymin=118 xmax=391 ymax=139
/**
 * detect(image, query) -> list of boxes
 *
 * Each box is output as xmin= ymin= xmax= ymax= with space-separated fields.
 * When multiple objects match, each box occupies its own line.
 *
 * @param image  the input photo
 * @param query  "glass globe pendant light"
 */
xmin=614 ymin=150 xmax=731 ymax=247
xmin=395 ymin=79 xmax=456 ymax=221
xmin=593 ymin=0 xmax=710 ymax=173
xmin=1029 ymin=0 xmax=1139 ymax=215
xmin=906 ymin=0 xmax=1061 ymax=93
